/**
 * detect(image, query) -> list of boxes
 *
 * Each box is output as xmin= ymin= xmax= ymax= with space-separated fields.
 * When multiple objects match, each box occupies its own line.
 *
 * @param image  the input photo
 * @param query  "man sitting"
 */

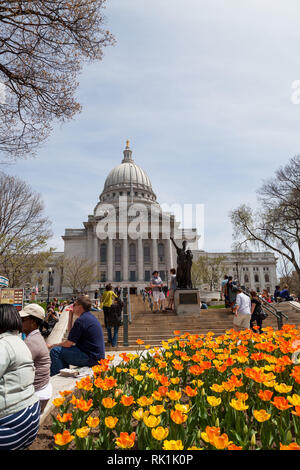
xmin=48 ymin=295 xmax=105 ymax=376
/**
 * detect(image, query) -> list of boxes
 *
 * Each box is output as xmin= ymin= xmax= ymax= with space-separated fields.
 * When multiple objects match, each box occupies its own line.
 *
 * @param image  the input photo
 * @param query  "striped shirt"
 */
xmin=0 ymin=401 xmax=40 ymax=450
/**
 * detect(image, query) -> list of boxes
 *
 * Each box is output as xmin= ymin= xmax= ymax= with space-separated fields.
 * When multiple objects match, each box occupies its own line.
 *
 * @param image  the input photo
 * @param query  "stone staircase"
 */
xmin=95 ymin=296 xmax=300 ymax=351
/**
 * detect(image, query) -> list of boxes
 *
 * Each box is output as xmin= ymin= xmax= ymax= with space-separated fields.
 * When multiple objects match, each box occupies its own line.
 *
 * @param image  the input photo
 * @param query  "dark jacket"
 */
xmin=107 ymin=300 xmax=123 ymax=328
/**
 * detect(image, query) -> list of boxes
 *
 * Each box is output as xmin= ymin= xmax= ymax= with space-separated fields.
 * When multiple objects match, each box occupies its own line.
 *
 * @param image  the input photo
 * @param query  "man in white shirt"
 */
xmin=233 ymin=287 xmax=251 ymax=331
xmin=150 ymin=271 xmax=165 ymax=313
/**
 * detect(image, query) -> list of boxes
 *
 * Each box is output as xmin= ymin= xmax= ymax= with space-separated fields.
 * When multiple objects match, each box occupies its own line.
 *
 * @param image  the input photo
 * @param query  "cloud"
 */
xmin=3 ymin=0 xmax=300 ymax=254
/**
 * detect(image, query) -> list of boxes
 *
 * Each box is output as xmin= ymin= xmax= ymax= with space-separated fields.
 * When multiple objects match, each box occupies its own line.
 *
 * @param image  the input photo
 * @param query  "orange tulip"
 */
xmin=271 ymin=396 xmax=292 ymax=411
xmin=76 ymin=398 xmax=93 ymax=412
xmin=57 ymin=413 xmax=73 ymax=423
xmin=120 ymin=395 xmax=135 ymax=407
xmin=291 ymin=405 xmax=300 ymax=417
xmin=228 ymin=444 xmax=243 ymax=450
xmin=102 ymin=397 xmax=116 ymax=409
xmin=211 ymin=433 xmax=232 ymax=450
xmin=280 ymin=442 xmax=300 ymax=450
xmin=184 ymin=385 xmax=198 ymax=397
xmin=167 ymin=390 xmax=182 ymax=401
xmin=86 ymin=416 xmax=100 ymax=428
xmin=54 ymin=430 xmax=74 ymax=446
xmin=258 ymin=389 xmax=273 ymax=401
xmin=116 ymin=432 xmax=135 ymax=449
xmin=136 ymin=339 xmax=145 ymax=345
xmin=170 ymin=409 xmax=188 ymax=424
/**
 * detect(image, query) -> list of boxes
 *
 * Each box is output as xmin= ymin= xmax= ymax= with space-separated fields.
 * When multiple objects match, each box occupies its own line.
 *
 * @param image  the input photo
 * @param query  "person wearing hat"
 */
xmin=20 ymin=304 xmax=52 ymax=413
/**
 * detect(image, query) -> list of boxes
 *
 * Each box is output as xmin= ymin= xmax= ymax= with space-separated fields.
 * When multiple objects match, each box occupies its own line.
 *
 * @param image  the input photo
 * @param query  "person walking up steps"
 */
xmin=101 ymin=284 xmax=118 ymax=345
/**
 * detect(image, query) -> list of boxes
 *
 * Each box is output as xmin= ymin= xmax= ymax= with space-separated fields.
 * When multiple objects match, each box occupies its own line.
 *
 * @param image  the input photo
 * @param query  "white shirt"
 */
xmin=236 ymin=292 xmax=251 ymax=315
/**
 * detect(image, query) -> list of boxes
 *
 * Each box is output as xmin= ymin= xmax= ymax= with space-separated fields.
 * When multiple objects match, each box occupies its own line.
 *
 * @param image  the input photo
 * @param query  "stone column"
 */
xmin=122 ymin=238 xmax=128 ymax=282
xmin=152 ymin=238 xmax=158 ymax=272
xmin=107 ymin=238 xmax=113 ymax=282
xmin=93 ymin=230 xmax=99 ymax=278
xmin=138 ymin=237 xmax=143 ymax=281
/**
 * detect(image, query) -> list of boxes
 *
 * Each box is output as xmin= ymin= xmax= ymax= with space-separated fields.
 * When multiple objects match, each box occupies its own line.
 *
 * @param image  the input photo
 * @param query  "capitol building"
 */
xmin=61 ymin=141 xmax=199 ymax=294
xmin=38 ymin=141 xmax=278 ymax=297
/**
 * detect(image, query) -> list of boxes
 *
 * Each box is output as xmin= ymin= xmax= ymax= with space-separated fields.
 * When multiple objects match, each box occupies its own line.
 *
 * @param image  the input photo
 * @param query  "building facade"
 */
xmin=33 ymin=142 xmax=277 ymax=298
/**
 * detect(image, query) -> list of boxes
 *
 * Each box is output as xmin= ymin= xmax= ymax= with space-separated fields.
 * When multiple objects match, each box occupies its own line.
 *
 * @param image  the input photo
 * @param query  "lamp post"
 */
xmin=47 ymin=267 xmax=52 ymax=306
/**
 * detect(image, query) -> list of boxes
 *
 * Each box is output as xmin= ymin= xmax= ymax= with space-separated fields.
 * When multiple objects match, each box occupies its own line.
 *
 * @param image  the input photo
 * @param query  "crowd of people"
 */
xmin=221 ymin=275 xmax=299 ymax=334
xmin=0 ymin=294 xmax=106 ymax=450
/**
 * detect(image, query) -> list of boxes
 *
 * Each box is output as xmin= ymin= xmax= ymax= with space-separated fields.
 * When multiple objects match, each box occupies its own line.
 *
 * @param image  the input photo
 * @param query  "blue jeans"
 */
xmin=107 ymin=327 xmax=119 ymax=347
xmin=50 ymin=345 xmax=91 ymax=376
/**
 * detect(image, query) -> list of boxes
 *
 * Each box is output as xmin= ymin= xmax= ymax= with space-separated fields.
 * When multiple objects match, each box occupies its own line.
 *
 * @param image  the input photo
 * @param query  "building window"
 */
xmin=254 ymin=274 xmax=260 ymax=283
xmin=144 ymin=270 xmax=150 ymax=282
xmin=160 ymin=271 xmax=165 ymax=281
xmin=115 ymin=271 xmax=121 ymax=282
xmin=100 ymin=243 xmax=107 ymax=264
xmin=158 ymin=243 xmax=165 ymax=262
xmin=129 ymin=243 xmax=136 ymax=263
xmin=115 ymin=243 xmax=121 ymax=265
xmin=144 ymin=244 xmax=150 ymax=263
xmin=100 ymin=271 xmax=106 ymax=282
xmin=130 ymin=271 xmax=136 ymax=282
xmin=244 ymin=274 xmax=249 ymax=283
xmin=265 ymin=274 xmax=270 ymax=283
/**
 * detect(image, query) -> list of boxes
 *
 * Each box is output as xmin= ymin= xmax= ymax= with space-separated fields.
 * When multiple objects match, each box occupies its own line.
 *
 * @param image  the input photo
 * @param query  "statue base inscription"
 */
xmin=174 ymin=289 xmax=201 ymax=316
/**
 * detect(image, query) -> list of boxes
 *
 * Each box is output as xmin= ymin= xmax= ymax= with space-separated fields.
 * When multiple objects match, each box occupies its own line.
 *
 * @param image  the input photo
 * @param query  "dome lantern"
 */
xmin=122 ymin=139 xmax=133 ymax=163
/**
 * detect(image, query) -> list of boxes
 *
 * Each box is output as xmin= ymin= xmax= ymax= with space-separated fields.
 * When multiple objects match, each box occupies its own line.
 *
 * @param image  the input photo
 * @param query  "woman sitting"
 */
xmin=0 ymin=304 xmax=40 ymax=450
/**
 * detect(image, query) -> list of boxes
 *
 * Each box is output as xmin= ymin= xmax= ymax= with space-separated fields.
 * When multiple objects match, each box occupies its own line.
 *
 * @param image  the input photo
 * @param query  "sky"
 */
xmin=3 ymin=0 xmax=300 ymax=253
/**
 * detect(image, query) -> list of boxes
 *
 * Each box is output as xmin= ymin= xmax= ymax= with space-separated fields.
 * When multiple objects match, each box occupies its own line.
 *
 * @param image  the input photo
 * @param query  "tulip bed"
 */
xmin=51 ymin=325 xmax=300 ymax=450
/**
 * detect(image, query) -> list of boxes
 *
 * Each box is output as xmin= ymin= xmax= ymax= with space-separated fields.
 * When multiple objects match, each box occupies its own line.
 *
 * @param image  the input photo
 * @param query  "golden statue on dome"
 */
xmin=126 ymin=139 xmax=130 ymax=148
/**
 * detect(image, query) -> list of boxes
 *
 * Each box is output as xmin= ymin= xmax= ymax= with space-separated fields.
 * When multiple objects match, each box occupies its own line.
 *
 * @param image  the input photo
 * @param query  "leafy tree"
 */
xmin=0 ymin=0 xmax=114 ymax=161
xmin=230 ymin=155 xmax=300 ymax=282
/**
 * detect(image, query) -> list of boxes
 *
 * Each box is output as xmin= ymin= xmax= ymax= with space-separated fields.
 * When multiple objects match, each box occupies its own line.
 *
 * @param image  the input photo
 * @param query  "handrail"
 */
xmin=240 ymin=285 xmax=288 ymax=330
xmin=127 ymin=291 xmax=132 ymax=323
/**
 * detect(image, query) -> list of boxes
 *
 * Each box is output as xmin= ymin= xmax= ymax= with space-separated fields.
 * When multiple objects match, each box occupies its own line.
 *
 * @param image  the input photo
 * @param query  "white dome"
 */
xmin=104 ymin=161 xmax=152 ymax=190
xmin=99 ymin=142 xmax=157 ymax=203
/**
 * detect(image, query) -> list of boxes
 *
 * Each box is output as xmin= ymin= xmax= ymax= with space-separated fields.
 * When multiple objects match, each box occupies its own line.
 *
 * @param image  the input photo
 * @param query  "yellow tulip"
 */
xmin=207 ymin=396 xmax=221 ymax=407
xmin=162 ymin=440 xmax=184 ymax=450
xmin=132 ymin=408 xmax=145 ymax=421
xmin=151 ymin=426 xmax=169 ymax=441
xmin=253 ymin=410 xmax=271 ymax=423
xmin=143 ymin=414 xmax=161 ymax=428
xmin=149 ymin=405 xmax=166 ymax=415
xmin=105 ymin=416 xmax=118 ymax=429
xmin=76 ymin=426 xmax=90 ymax=438
xmin=287 ymin=394 xmax=300 ymax=406
xmin=274 ymin=383 xmax=293 ymax=394
xmin=229 ymin=399 xmax=249 ymax=411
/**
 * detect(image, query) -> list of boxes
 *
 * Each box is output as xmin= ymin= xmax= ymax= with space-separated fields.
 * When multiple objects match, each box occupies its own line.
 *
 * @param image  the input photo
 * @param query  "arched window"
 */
xmin=254 ymin=274 xmax=260 ymax=283
xmin=265 ymin=274 xmax=270 ymax=283
xmin=129 ymin=243 xmax=136 ymax=264
xmin=244 ymin=274 xmax=249 ymax=283
xmin=115 ymin=243 xmax=121 ymax=265
xmin=158 ymin=243 xmax=165 ymax=262
xmin=100 ymin=243 xmax=107 ymax=264
xmin=144 ymin=244 xmax=150 ymax=263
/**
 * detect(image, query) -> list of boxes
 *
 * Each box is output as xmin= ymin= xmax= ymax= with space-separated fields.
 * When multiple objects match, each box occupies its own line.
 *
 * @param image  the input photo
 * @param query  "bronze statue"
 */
xmin=170 ymin=237 xmax=193 ymax=289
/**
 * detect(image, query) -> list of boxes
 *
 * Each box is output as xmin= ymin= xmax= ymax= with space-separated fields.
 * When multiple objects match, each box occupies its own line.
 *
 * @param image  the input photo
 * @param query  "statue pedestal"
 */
xmin=174 ymin=289 xmax=201 ymax=316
